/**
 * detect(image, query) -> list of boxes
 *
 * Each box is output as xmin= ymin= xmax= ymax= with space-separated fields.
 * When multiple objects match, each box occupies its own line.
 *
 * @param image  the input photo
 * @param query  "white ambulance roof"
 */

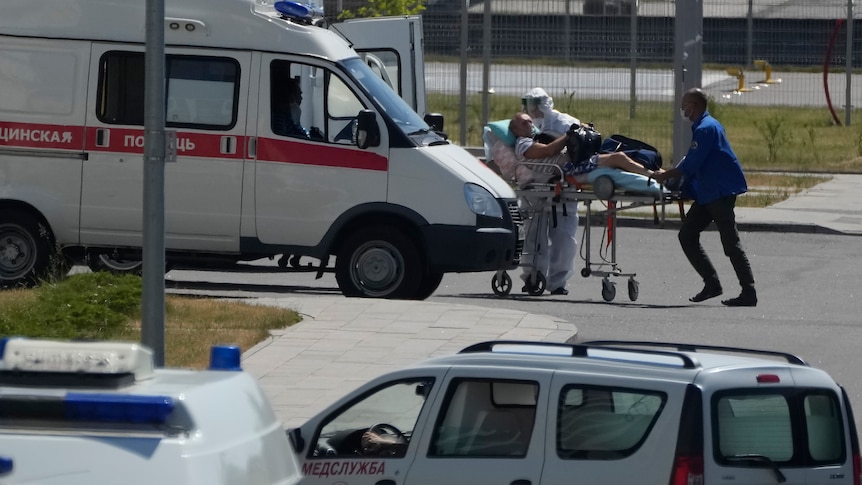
xmin=0 ymin=0 xmax=358 ymax=62
xmin=0 ymin=338 xmax=298 ymax=484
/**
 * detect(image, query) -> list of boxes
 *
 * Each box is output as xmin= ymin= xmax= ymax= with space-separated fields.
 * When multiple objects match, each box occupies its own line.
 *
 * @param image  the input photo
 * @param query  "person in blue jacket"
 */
xmin=654 ymin=88 xmax=757 ymax=307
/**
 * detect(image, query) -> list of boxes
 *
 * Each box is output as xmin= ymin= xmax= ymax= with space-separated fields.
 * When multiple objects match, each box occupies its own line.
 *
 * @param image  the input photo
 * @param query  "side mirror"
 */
xmin=353 ymin=109 xmax=380 ymax=149
xmin=287 ymin=427 xmax=305 ymax=453
xmin=424 ymin=113 xmax=444 ymax=133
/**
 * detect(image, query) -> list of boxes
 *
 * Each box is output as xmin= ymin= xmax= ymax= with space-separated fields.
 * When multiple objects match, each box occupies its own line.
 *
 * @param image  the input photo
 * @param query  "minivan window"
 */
xmin=98 ymin=52 xmax=239 ymax=129
xmin=713 ymin=390 xmax=845 ymax=466
xmin=429 ymin=379 xmax=538 ymax=457
xmin=557 ymin=385 xmax=665 ymax=459
xmin=312 ymin=378 xmax=433 ymax=459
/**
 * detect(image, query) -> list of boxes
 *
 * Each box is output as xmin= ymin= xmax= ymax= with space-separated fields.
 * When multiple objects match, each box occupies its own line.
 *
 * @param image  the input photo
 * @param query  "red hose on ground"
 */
xmin=824 ymin=19 xmax=844 ymax=126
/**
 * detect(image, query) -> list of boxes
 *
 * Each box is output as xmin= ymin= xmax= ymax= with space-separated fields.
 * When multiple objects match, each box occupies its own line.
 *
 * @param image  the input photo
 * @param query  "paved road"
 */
xmin=166 ymin=226 xmax=862 ymax=428
xmin=426 ymin=63 xmax=861 ymax=108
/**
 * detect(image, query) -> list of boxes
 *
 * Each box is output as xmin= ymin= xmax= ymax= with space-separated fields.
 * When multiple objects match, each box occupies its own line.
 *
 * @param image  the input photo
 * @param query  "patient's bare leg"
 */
xmin=596 ymin=152 xmax=664 ymax=177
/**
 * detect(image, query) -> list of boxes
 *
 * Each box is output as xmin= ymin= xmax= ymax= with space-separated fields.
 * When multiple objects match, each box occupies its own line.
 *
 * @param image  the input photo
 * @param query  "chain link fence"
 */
xmin=415 ymin=0 xmax=860 ymax=164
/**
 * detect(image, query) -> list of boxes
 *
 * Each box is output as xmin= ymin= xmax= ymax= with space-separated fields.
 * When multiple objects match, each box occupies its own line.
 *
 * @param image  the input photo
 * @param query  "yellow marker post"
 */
xmin=754 ymin=59 xmax=782 ymax=84
xmin=726 ymin=67 xmax=753 ymax=93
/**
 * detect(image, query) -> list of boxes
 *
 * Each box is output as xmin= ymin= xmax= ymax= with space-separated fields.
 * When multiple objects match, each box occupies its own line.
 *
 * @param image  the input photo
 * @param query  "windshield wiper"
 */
xmin=727 ymin=454 xmax=786 ymax=483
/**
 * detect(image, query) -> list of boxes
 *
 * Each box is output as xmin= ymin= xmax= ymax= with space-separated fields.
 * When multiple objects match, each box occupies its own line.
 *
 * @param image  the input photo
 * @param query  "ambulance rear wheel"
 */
xmin=0 ymin=210 xmax=55 ymax=288
xmin=336 ymin=226 xmax=422 ymax=299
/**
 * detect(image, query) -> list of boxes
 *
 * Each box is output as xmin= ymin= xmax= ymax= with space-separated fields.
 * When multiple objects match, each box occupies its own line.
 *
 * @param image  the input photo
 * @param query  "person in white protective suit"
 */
xmin=519 ymin=88 xmax=581 ymax=296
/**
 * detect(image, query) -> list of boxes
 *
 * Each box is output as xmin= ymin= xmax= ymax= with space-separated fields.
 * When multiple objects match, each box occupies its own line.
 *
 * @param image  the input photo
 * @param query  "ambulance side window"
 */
xmin=312 ymin=378 xmax=433 ymax=459
xmin=326 ymin=73 xmax=364 ymax=144
xmin=269 ymin=60 xmax=364 ymax=144
xmin=98 ymin=51 xmax=239 ymax=129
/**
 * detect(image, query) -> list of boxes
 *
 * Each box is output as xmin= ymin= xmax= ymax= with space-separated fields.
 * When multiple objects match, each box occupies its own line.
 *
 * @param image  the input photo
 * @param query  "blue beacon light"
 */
xmin=274 ymin=1 xmax=313 ymax=21
xmin=209 ymin=345 xmax=242 ymax=371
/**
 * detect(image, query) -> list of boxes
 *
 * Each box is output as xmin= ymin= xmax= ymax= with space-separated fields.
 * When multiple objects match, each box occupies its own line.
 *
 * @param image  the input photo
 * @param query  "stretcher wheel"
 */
xmin=628 ymin=277 xmax=639 ymax=302
xmin=593 ymin=175 xmax=616 ymax=200
xmin=524 ymin=272 xmax=546 ymax=296
xmin=601 ymin=278 xmax=616 ymax=302
xmin=580 ymin=267 xmax=591 ymax=277
xmin=491 ymin=271 xmax=512 ymax=296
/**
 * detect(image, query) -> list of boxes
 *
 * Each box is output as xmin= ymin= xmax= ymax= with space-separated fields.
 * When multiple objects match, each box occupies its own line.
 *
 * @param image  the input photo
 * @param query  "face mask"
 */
xmin=680 ymin=108 xmax=689 ymax=121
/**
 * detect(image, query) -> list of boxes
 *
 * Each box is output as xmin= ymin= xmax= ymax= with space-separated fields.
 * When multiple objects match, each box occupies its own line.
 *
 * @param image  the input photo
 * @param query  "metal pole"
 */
xmin=565 ymin=0 xmax=572 ymax=63
xmin=481 ymin=0 xmax=492 ymax=127
xmin=629 ymin=0 xmax=638 ymax=119
xmin=673 ymin=0 xmax=703 ymax=164
xmin=846 ymin=0 xmax=854 ymax=126
xmin=142 ymin=0 xmax=166 ymax=366
xmin=746 ymin=0 xmax=753 ymax=67
xmin=459 ymin=0 xmax=469 ymax=145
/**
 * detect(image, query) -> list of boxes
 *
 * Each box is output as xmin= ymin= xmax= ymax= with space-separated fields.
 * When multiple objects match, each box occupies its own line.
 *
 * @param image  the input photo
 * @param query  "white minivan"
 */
xmin=288 ymin=340 xmax=861 ymax=485
xmin=0 ymin=0 xmax=522 ymax=299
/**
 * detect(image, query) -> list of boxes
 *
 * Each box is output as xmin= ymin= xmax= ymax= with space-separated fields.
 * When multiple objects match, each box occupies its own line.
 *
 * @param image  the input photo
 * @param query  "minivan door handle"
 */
xmin=511 ymin=480 xmax=531 ymax=485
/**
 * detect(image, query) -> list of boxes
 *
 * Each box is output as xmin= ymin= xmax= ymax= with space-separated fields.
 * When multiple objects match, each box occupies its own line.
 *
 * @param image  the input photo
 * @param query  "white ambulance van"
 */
xmin=0 ymin=337 xmax=300 ymax=484
xmin=0 ymin=0 xmax=522 ymax=299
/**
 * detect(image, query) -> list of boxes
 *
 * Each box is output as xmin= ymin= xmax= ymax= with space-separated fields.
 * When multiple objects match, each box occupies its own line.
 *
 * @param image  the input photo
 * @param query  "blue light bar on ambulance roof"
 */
xmin=0 ymin=338 xmax=155 ymax=381
xmin=0 ymin=393 xmax=175 ymax=425
xmin=274 ymin=1 xmax=313 ymax=20
xmin=65 ymin=393 xmax=174 ymax=423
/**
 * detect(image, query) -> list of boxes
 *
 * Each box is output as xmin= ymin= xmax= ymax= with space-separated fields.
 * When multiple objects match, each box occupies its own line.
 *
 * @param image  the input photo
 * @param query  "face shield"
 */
xmin=521 ymin=96 xmax=544 ymax=119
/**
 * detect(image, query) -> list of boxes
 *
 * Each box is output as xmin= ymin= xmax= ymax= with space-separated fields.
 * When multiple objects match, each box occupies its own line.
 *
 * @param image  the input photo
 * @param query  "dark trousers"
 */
xmin=679 ymin=195 xmax=755 ymax=291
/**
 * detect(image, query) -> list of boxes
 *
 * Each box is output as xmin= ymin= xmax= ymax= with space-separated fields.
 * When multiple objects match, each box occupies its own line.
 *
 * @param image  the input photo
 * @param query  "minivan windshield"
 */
xmin=340 ymin=57 xmax=446 ymax=146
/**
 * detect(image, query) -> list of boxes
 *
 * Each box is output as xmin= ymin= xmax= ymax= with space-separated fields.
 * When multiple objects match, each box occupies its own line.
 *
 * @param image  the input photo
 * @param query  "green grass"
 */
xmin=429 ymin=92 xmax=862 ymax=174
xmin=0 ymin=273 xmax=301 ymax=368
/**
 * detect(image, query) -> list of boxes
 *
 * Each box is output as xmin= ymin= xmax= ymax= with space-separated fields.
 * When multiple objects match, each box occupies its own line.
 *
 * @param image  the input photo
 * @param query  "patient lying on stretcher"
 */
xmin=509 ymin=112 xmax=663 ymax=185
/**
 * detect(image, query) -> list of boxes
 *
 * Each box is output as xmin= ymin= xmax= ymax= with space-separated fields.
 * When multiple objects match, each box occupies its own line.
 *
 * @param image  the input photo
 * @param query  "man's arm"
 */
xmin=523 ymin=134 xmax=567 ymax=160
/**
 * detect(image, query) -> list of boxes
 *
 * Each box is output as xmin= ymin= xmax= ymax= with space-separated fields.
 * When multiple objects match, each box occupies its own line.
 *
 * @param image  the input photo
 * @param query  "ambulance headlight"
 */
xmin=464 ymin=183 xmax=502 ymax=219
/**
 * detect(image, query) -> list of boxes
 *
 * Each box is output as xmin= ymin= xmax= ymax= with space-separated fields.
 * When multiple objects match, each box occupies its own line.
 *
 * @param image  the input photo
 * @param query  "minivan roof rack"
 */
xmin=459 ymin=340 xmax=700 ymax=369
xmin=583 ymin=340 xmax=808 ymax=366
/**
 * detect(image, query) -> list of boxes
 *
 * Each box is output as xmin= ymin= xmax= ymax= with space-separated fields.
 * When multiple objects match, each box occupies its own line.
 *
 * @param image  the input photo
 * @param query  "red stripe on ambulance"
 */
xmin=257 ymin=137 xmax=387 ymax=171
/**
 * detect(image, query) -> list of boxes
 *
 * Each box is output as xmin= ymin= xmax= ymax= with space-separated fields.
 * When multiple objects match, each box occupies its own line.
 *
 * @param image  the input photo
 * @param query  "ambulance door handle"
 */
xmin=374 ymin=481 xmax=395 ymax=485
xmin=220 ymin=135 xmax=236 ymax=155
xmin=510 ymin=481 xmax=531 ymax=485
xmin=247 ymin=137 xmax=257 ymax=158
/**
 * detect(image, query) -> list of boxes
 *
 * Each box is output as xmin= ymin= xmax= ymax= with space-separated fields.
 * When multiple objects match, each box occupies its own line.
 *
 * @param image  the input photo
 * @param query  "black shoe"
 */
xmin=550 ymin=287 xmax=569 ymax=296
xmin=722 ymin=291 xmax=758 ymax=307
xmin=689 ymin=285 xmax=722 ymax=303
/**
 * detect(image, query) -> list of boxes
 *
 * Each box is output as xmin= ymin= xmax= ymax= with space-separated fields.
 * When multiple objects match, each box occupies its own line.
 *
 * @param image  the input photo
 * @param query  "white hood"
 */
xmin=424 ymin=144 xmax=516 ymax=199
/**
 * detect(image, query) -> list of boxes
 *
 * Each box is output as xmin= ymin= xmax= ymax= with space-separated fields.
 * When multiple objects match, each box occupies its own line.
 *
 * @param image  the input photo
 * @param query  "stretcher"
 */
xmin=489 ymin=161 xmax=686 ymax=302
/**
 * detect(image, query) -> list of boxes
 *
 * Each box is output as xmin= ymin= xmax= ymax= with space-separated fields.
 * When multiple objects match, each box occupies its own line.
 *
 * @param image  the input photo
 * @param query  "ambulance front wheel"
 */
xmin=335 ymin=226 xmax=422 ymax=299
xmin=491 ymin=271 xmax=512 ymax=296
xmin=414 ymin=269 xmax=444 ymax=300
xmin=0 ymin=210 xmax=57 ymax=288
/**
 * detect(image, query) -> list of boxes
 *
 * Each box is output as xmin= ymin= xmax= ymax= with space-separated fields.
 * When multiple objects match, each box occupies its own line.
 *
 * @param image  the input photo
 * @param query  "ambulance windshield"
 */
xmin=341 ymin=58 xmax=446 ymax=146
